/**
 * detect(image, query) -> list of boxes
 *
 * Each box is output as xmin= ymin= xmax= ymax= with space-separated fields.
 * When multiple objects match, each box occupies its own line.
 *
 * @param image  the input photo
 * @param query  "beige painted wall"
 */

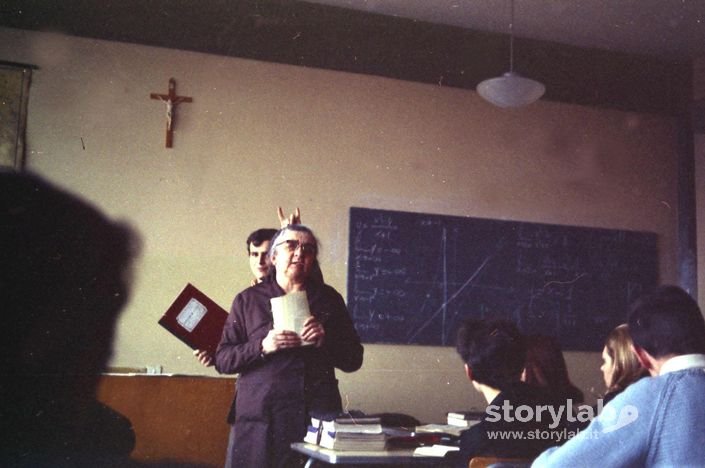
xmin=1 ymin=27 xmax=680 ymax=423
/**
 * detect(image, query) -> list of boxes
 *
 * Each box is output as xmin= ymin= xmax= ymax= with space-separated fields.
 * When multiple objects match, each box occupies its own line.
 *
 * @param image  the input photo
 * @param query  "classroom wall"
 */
xmin=1 ymin=27 xmax=681 ymax=423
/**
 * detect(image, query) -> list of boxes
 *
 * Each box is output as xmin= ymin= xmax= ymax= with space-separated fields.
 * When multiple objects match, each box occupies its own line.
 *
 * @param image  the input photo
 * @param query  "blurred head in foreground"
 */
xmin=1 ymin=170 xmax=140 ymax=465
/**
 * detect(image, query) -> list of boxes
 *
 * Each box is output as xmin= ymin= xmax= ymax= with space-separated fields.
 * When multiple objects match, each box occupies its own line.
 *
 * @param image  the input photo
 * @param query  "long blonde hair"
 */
xmin=604 ymin=324 xmax=648 ymax=393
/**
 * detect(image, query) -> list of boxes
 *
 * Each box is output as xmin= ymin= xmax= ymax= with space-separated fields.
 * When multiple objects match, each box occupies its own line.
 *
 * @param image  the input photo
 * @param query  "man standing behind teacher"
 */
xmin=246 ymin=228 xmax=279 ymax=286
xmin=215 ymin=222 xmax=364 ymax=467
xmin=193 ymin=227 xmax=278 ymax=367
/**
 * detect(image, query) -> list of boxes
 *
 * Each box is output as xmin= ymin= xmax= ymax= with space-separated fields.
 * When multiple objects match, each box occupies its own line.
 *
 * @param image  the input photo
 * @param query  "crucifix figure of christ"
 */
xmin=150 ymin=78 xmax=193 ymax=148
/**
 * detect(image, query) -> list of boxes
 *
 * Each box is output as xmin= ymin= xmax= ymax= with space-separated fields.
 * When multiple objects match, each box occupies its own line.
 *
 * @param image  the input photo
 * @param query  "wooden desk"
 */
xmin=96 ymin=374 xmax=235 ymax=467
xmin=291 ymin=442 xmax=451 ymax=467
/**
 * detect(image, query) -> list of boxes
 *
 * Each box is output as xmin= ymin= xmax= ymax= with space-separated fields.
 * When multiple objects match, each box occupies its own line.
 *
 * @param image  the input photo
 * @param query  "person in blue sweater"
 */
xmin=533 ymin=285 xmax=705 ymax=467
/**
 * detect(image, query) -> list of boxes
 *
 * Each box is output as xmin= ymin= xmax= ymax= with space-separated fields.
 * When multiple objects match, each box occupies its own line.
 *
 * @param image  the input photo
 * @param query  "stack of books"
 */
xmin=413 ymin=423 xmax=466 ymax=438
xmin=304 ymin=414 xmax=387 ymax=451
xmin=446 ymin=410 xmax=484 ymax=428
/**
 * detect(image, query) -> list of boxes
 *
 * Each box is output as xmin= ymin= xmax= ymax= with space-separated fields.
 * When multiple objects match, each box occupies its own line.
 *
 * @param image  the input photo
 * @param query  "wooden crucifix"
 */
xmin=150 ymin=78 xmax=192 ymax=148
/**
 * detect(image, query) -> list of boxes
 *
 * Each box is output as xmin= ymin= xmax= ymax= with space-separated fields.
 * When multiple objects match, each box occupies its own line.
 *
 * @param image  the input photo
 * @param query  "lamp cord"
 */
xmin=509 ymin=0 xmax=515 ymax=73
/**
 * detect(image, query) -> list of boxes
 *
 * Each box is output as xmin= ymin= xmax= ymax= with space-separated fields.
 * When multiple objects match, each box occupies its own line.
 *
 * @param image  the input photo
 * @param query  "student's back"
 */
xmin=533 ymin=285 xmax=705 ymax=467
xmin=454 ymin=319 xmax=568 ymax=468
xmin=457 ymin=381 xmax=566 ymax=465
xmin=578 ymin=363 xmax=705 ymax=466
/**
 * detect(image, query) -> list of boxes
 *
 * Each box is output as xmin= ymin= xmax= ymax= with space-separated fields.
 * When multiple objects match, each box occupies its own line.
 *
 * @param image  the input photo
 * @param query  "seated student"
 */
xmin=600 ymin=323 xmax=648 ymax=405
xmin=454 ymin=319 xmax=566 ymax=468
xmin=522 ymin=334 xmax=584 ymax=404
xmin=532 ymin=285 xmax=705 ymax=466
xmin=0 ymin=171 xmax=139 ymax=467
xmin=564 ymin=323 xmax=648 ymax=434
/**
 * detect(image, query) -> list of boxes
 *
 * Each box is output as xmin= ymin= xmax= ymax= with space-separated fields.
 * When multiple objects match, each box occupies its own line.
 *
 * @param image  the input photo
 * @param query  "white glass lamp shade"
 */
xmin=476 ymin=71 xmax=546 ymax=108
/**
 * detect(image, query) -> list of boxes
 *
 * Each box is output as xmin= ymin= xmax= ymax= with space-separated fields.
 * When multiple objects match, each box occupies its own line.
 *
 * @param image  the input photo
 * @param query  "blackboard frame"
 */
xmin=347 ymin=207 xmax=659 ymax=351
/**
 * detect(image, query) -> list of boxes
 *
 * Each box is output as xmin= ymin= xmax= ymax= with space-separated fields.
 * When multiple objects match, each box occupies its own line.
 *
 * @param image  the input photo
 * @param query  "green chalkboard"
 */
xmin=347 ymin=207 xmax=659 ymax=351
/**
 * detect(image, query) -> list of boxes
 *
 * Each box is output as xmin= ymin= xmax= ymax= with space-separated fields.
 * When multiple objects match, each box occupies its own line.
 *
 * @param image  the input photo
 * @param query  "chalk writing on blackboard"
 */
xmin=347 ymin=207 xmax=659 ymax=351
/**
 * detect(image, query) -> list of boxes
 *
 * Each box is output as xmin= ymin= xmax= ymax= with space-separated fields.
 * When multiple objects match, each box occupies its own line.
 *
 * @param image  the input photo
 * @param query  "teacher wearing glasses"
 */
xmin=215 ymin=223 xmax=364 ymax=468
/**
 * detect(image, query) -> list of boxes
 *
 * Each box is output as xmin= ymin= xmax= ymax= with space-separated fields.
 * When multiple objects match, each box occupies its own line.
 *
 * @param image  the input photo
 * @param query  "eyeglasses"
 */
xmin=275 ymin=239 xmax=317 ymax=255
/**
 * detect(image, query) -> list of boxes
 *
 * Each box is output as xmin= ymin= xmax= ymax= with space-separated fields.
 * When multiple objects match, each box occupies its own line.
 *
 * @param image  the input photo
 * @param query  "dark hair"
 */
xmin=523 ymin=334 xmax=584 ymax=403
xmin=246 ymin=228 xmax=277 ymax=252
xmin=1 ymin=171 xmax=139 ymax=378
xmin=456 ymin=319 xmax=526 ymax=390
xmin=628 ymin=285 xmax=705 ymax=358
xmin=1 ymin=171 xmax=139 ymax=460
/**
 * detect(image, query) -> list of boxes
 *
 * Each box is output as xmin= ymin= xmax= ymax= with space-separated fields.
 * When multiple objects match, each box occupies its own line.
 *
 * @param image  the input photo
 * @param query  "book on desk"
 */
xmin=319 ymin=430 xmax=387 ymax=451
xmin=446 ymin=410 xmax=484 ymax=428
xmin=303 ymin=411 xmax=467 ymax=456
xmin=305 ymin=413 xmax=387 ymax=451
xmin=413 ymin=444 xmax=460 ymax=457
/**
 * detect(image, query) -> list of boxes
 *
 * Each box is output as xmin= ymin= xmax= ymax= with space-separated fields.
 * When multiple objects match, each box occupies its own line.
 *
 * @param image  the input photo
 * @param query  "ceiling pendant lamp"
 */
xmin=476 ymin=0 xmax=545 ymax=108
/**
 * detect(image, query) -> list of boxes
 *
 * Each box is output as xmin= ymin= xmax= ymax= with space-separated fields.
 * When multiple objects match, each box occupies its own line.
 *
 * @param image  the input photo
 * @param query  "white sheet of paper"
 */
xmin=176 ymin=298 xmax=207 ymax=332
xmin=270 ymin=290 xmax=313 ymax=345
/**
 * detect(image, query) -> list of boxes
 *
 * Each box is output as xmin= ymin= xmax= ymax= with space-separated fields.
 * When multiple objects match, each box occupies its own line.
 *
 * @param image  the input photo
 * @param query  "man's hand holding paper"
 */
xmin=300 ymin=316 xmax=325 ymax=348
xmin=263 ymin=291 xmax=325 ymax=354
xmin=261 ymin=328 xmax=302 ymax=354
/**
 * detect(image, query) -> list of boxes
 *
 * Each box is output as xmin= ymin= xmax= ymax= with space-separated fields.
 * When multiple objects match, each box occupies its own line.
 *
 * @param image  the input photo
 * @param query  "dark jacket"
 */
xmin=456 ymin=382 xmax=567 ymax=468
xmin=215 ymin=277 xmax=363 ymax=468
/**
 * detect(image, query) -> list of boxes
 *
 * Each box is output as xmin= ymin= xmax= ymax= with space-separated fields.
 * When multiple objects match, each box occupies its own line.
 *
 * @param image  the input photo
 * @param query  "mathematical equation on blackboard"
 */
xmin=347 ymin=207 xmax=659 ymax=351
